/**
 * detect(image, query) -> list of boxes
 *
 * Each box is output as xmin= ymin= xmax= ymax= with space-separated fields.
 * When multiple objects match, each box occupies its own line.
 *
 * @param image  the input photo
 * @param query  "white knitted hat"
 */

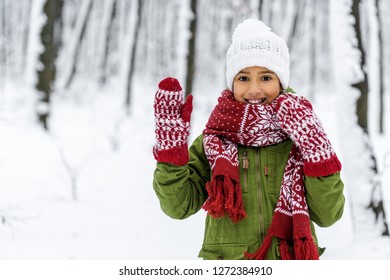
xmin=226 ymin=18 xmax=290 ymax=90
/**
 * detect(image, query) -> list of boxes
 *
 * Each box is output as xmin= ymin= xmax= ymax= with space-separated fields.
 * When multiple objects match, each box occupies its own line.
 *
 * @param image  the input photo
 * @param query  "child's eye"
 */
xmin=237 ymin=76 xmax=249 ymax=81
xmin=261 ymin=76 xmax=272 ymax=81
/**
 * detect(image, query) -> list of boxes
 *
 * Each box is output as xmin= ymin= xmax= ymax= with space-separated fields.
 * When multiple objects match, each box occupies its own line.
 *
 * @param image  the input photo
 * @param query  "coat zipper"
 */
xmin=242 ymin=151 xmax=249 ymax=192
xmin=255 ymin=149 xmax=264 ymax=241
xmin=242 ymin=151 xmax=249 ymax=169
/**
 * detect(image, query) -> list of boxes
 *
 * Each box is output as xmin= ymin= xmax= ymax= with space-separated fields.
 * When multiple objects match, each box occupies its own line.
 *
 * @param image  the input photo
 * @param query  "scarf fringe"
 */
xmin=294 ymin=238 xmax=319 ymax=260
xmin=244 ymin=234 xmax=273 ymax=260
xmin=202 ymin=176 xmax=246 ymax=223
xmin=203 ymin=178 xmax=225 ymax=219
xmin=279 ymin=239 xmax=293 ymax=260
xmin=245 ymin=235 xmax=319 ymax=260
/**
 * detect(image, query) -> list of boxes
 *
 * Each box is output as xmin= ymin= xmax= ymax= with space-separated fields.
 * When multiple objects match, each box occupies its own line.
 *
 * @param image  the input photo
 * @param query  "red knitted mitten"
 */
xmin=153 ymin=77 xmax=193 ymax=165
xmin=276 ymin=93 xmax=341 ymax=177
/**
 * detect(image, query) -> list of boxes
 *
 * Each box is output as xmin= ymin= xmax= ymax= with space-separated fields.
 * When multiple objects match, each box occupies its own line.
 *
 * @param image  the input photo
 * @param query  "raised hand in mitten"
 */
xmin=276 ymin=93 xmax=341 ymax=177
xmin=153 ymin=77 xmax=193 ymax=166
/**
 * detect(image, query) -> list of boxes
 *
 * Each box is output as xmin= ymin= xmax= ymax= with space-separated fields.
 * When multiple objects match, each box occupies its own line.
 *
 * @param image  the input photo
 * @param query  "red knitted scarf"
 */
xmin=202 ymin=90 xmax=319 ymax=260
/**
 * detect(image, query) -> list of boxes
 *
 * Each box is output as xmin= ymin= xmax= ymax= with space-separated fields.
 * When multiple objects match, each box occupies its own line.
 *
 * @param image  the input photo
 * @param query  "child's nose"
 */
xmin=248 ymin=81 xmax=263 ymax=96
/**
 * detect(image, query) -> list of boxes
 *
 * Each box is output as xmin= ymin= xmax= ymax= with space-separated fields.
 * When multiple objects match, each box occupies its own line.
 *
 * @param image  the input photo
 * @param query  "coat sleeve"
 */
xmin=153 ymin=134 xmax=210 ymax=219
xmin=305 ymin=172 xmax=345 ymax=227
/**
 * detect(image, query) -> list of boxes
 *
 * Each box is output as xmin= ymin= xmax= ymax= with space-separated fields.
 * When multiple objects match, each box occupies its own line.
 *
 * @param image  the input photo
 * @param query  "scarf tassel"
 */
xmin=203 ymin=178 xmax=225 ymax=219
xmin=245 ymin=235 xmax=319 ymax=260
xmin=203 ymin=176 xmax=246 ymax=223
xmin=244 ymin=234 xmax=273 ymax=260
xmin=294 ymin=238 xmax=319 ymax=260
xmin=279 ymin=239 xmax=293 ymax=260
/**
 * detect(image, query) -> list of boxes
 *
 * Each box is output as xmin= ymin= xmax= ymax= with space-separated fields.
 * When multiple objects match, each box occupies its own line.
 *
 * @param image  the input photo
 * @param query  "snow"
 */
xmin=1 ymin=0 xmax=390 ymax=262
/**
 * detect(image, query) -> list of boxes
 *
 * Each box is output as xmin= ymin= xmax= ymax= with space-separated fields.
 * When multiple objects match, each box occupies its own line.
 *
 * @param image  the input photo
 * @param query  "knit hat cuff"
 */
xmin=226 ymin=49 xmax=289 ymax=91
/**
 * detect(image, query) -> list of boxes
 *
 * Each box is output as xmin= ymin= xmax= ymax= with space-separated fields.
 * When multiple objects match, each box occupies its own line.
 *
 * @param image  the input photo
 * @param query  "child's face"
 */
xmin=232 ymin=66 xmax=282 ymax=105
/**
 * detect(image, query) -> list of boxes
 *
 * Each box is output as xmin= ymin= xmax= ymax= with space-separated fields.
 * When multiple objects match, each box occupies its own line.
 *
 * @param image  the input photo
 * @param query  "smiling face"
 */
xmin=232 ymin=66 xmax=282 ymax=105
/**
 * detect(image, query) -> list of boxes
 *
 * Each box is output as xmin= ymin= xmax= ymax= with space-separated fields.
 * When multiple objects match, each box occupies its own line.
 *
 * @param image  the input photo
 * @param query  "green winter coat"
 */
xmin=153 ymin=134 xmax=345 ymax=260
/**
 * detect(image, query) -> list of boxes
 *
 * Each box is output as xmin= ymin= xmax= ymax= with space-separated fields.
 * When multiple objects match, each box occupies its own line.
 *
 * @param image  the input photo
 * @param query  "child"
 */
xmin=152 ymin=18 xmax=344 ymax=260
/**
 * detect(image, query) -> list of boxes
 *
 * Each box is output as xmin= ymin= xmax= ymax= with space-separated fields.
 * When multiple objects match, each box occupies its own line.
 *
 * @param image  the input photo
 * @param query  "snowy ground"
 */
xmin=1 ymin=80 xmax=390 ymax=260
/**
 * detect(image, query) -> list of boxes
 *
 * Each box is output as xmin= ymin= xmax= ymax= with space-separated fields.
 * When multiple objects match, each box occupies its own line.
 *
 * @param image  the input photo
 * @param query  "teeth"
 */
xmin=247 ymin=98 xmax=266 ymax=104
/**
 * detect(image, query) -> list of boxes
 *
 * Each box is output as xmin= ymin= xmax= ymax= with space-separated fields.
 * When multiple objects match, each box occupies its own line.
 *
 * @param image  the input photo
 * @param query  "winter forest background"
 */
xmin=1 ymin=0 xmax=390 ymax=259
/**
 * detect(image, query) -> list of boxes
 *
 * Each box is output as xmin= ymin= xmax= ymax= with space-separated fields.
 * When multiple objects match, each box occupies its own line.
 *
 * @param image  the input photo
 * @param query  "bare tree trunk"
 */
xmin=351 ymin=0 xmax=369 ymax=132
xmin=0 ymin=0 xmax=6 ymax=88
xmin=286 ymin=0 xmax=307 ymax=51
xmin=317 ymin=0 xmax=332 ymax=88
xmin=375 ymin=0 xmax=384 ymax=134
xmin=20 ymin=1 xmax=33 ymax=77
xmin=351 ymin=0 xmax=389 ymax=236
xmin=99 ymin=0 xmax=117 ymax=85
xmin=185 ymin=0 xmax=197 ymax=96
xmin=258 ymin=0 xmax=264 ymax=18
xmin=62 ymin=0 xmax=93 ymax=89
xmin=125 ymin=0 xmax=143 ymax=113
xmin=36 ymin=0 xmax=63 ymax=130
xmin=309 ymin=0 xmax=317 ymax=101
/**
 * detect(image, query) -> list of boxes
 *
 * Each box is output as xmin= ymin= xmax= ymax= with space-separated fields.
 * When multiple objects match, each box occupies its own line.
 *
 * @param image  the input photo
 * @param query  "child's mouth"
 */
xmin=245 ymin=98 xmax=267 ymax=105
